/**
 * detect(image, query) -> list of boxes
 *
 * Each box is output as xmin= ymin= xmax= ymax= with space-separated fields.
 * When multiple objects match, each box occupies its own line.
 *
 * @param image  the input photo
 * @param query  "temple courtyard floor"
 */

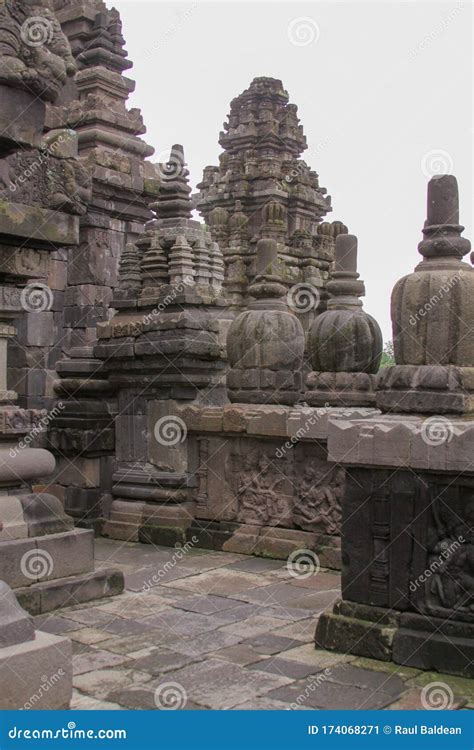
xmin=34 ymin=539 xmax=473 ymax=711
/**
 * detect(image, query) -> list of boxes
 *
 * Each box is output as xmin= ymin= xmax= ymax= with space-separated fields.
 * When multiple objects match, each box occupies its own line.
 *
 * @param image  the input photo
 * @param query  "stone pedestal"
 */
xmin=0 ymin=581 xmax=72 ymax=709
xmin=316 ymin=412 xmax=474 ymax=677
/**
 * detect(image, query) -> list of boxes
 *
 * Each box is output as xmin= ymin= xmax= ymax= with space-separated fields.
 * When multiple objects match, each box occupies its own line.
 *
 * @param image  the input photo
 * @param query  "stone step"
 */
xmin=15 ymin=567 xmax=124 ymax=616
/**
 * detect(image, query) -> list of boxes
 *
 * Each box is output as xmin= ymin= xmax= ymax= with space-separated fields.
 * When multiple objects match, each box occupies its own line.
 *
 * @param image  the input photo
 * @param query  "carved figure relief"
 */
xmin=425 ymin=487 xmax=474 ymax=619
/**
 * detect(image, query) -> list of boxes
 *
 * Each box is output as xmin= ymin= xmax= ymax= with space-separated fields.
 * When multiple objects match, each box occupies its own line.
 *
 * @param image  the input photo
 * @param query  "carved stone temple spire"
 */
xmin=305 ymin=234 xmax=382 ymax=406
xmin=197 ymin=77 xmax=338 ymax=318
xmin=377 ymin=175 xmax=474 ymax=413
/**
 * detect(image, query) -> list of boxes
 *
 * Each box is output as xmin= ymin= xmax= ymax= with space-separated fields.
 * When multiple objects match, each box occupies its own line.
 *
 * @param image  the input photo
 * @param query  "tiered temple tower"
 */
xmin=94 ymin=146 xmax=227 ymax=544
xmin=197 ymin=77 xmax=343 ymax=331
xmin=46 ymin=0 xmax=161 ymax=532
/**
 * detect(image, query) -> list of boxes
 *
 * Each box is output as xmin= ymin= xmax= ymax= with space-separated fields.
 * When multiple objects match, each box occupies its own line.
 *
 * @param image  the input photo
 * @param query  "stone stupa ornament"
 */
xmin=305 ymin=234 xmax=382 ymax=406
xmin=226 ymin=238 xmax=305 ymax=405
xmin=377 ymin=174 xmax=474 ymax=413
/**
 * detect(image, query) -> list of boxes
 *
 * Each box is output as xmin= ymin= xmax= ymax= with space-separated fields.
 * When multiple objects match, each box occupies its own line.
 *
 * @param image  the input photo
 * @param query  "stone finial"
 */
xmin=378 ymin=174 xmax=474 ymax=413
xmin=327 ymin=234 xmax=365 ymax=306
xmin=305 ymin=234 xmax=382 ymax=406
xmin=418 ymin=175 xmax=470 ymax=260
xmin=118 ymin=242 xmax=141 ymax=290
xmin=153 ymin=144 xmax=192 ymax=221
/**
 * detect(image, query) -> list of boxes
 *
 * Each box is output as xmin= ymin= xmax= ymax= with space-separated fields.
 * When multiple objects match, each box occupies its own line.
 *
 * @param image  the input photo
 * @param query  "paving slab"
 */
xmin=213 ymin=644 xmax=267 ymax=667
xmin=106 ymin=684 xmax=207 ymax=710
xmin=148 ymin=658 xmax=293 ymax=710
xmin=268 ymin=678 xmax=403 ymax=710
xmin=130 ymin=648 xmax=202 ymax=675
xmin=243 ymin=633 xmax=303 ymax=655
xmin=248 ymin=657 xmax=325 ymax=680
xmin=73 ymin=668 xmax=152 ymax=699
xmin=220 ymin=615 xmax=289 ymax=639
xmin=73 ymin=650 xmax=130 ymax=676
xmin=162 ymin=569 xmax=269 ymax=597
xmin=171 ymin=631 xmax=244 ymax=658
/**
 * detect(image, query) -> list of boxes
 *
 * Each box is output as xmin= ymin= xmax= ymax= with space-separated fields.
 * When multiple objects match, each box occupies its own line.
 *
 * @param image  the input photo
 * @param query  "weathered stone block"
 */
xmin=0 ymin=631 xmax=72 ymax=710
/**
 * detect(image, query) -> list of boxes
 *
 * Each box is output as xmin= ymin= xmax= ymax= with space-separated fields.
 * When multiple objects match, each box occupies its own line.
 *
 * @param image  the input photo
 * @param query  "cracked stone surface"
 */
xmin=37 ymin=538 xmax=471 ymax=711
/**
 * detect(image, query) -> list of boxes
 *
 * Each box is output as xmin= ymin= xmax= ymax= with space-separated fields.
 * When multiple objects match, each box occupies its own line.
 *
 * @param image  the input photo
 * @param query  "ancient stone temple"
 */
xmin=316 ymin=175 xmax=474 ymax=678
xmin=0 ymin=0 xmax=471 ymax=712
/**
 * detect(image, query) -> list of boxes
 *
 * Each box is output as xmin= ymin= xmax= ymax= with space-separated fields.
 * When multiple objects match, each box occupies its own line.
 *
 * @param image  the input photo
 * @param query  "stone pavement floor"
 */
xmin=34 ymin=539 xmax=473 ymax=711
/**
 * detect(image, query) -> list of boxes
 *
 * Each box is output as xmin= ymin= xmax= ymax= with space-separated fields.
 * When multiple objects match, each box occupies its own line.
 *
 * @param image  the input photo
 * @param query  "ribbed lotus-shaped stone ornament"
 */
xmin=305 ymin=234 xmax=382 ymax=406
xmin=226 ymin=238 xmax=305 ymax=404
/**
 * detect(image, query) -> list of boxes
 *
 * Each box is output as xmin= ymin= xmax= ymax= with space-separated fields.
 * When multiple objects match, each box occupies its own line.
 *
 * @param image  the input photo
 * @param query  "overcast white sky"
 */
xmin=113 ymin=0 xmax=472 ymax=341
